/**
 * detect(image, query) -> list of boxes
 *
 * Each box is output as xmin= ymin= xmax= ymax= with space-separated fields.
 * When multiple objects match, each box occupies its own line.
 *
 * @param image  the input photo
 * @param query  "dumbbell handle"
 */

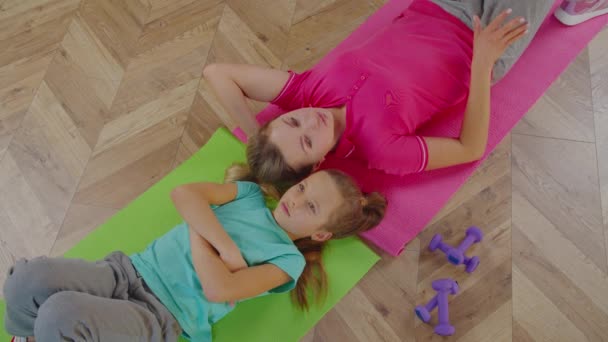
xmin=437 ymin=291 xmax=450 ymax=324
xmin=437 ymin=241 xmax=451 ymax=254
xmin=422 ymin=294 xmax=439 ymax=312
xmin=455 ymin=234 xmax=477 ymax=253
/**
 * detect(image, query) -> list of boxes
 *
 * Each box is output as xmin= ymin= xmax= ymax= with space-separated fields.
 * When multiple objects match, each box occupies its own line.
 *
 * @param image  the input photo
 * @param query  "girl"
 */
xmin=203 ymin=0 xmax=603 ymax=183
xmin=3 ymin=168 xmax=386 ymax=342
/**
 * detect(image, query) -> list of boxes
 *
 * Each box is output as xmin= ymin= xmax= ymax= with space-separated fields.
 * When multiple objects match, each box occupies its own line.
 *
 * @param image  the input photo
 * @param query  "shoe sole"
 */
xmin=554 ymin=6 xmax=608 ymax=25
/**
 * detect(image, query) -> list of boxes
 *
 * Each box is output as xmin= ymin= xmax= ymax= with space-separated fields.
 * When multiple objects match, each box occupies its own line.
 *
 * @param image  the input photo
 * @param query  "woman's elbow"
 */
xmin=469 ymin=146 xmax=486 ymax=162
xmin=203 ymin=63 xmax=224 ymax=80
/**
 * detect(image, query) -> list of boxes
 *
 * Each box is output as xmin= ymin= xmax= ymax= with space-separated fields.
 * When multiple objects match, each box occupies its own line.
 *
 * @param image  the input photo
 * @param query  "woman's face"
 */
xmin=267 ymin=107 xmax=337 ymax=172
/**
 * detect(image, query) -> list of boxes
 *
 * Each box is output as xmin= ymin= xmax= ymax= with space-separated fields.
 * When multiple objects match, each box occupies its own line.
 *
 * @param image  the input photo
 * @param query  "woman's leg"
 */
xmin=431 ymin=0 xmax=556 ymax=82
xmin=3 ymin=252 xmax=180 ymax=340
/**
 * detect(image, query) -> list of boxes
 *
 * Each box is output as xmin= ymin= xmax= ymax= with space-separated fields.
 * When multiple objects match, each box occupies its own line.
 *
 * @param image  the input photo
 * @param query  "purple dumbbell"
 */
xmin=415 ymin=278 xmax=459 ymax=336
xmin=429 ymin=226 xmax=483 ymax=273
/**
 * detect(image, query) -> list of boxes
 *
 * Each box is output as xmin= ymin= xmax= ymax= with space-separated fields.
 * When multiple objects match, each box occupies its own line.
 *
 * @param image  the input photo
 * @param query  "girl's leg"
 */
xmin=3 ymin=255 xmax=122 ymax=337
xmin=3 ymin=252 xmax=180 ymax=340
xmin=431 ymin=0 xmax=556 ymax=82
xmin=34 ymin=291 xmax=169 ymax=342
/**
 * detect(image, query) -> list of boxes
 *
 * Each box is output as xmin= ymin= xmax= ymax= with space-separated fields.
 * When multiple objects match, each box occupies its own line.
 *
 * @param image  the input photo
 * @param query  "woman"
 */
xmin=203 ymin=0 xmax=601 ymax=183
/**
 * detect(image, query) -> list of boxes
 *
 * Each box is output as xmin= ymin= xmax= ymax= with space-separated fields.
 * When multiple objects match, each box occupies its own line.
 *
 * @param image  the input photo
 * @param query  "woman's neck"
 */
xmin=329 ymin=105 xmax=347 ymax=145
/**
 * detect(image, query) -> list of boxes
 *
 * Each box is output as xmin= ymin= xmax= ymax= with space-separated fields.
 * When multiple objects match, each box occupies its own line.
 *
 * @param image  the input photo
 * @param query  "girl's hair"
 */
xmin=292 ymin=170 xmax=386 ymax=310
xmin=247 ymin=122 xmax=313 ymax=184
xmin=226 ymin=166 xmax=387 ymax=310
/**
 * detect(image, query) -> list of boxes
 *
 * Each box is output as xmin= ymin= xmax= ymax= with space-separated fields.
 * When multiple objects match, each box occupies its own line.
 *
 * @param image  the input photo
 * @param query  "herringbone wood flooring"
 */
xmin=1 ymin=0 xmax=607 ymax=341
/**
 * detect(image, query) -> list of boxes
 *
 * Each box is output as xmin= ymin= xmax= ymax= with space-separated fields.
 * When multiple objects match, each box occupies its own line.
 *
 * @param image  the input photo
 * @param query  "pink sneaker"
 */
xmin=555 ymin=0 xmax=608 ymax=25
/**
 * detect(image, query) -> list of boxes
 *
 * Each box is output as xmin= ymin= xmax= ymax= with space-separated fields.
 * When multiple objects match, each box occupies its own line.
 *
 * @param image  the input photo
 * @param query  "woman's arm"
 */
xmin=203 ymin=63 xmax=291 ymax=136
xmin=423 ymin=58 xmax=492 ymax=170
xmin=171 ymin=182 xmax=243 ymax=266
xmin=189 ymin=228 xmax=291 ymax=303
xmin=423 ymin=10 xmax=529 ymax=170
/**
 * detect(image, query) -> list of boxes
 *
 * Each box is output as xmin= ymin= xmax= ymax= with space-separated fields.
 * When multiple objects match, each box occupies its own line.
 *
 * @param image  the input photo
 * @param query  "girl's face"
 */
xmin=267 ymin=107 xmax=337 ymax=172
xmin=273 ymin=171 xmax=343 ymax=241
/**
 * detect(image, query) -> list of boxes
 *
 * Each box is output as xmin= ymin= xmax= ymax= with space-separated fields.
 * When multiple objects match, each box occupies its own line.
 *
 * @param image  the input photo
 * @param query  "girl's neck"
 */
xmin=272 ymin=209 xmax=300 ymax=241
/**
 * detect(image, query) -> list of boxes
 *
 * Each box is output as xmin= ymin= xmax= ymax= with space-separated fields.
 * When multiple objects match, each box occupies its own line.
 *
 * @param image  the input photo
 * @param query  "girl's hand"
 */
xmin=472 ymin=9 xmax=529 ymax=70
xmin=220 ymin=248 xmax=248 ymax=273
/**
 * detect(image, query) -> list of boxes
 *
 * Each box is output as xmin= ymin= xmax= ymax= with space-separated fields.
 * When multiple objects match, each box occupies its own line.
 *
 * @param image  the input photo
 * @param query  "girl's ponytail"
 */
xmin=360 ymin=192 xmax=387 ymax=232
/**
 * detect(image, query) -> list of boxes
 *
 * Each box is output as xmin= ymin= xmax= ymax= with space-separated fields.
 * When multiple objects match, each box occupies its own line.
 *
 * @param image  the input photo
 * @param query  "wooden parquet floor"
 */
xmin=1 ymin=1 xmax=607 ymax=341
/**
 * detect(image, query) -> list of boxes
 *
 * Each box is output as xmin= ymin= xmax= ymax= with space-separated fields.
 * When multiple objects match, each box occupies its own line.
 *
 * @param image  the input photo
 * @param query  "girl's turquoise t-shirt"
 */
xmin=130 ymin=181 xmax=306 ymax=341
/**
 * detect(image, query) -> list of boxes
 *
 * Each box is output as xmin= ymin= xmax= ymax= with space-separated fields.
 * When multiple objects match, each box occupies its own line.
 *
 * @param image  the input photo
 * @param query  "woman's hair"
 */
xmin=224 ymin=162 xmax=281 ymax=200
xmin=292 ymin=170 xmax=386 ymax=310
xmin=247 ymin=122 xmax=313 ymax=184
xmin=224 ymin=166 xmax=387 ymax=311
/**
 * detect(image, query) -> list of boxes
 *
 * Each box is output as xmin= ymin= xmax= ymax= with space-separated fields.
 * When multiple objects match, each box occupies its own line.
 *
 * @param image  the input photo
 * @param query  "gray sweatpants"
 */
xmin=431 ymin=0 xmax=555 ymax=82
xmin=3 ymin=251 xmax=182 ymax=341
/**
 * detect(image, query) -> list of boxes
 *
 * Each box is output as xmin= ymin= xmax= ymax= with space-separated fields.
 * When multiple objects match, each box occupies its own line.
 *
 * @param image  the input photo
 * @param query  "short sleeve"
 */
xmin=270 ymin=70 xmax=314 ymax=111
xmin=367 ymin=135 xmax=429 ymax=175
xmin=235 ymin=181 xmax=263 ymax=200
xmin=266 ymin=253 xmax=306 ymax=293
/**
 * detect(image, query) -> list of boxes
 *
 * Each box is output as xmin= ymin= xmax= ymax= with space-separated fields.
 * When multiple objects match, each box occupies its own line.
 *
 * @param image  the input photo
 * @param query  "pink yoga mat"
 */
xmin=234 ymin=0 xmax=608 ymax=256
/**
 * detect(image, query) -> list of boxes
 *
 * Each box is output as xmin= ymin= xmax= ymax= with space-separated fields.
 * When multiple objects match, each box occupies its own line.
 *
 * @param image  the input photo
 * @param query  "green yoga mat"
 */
xmin=0 ymin=128 xmax=379 ymax=341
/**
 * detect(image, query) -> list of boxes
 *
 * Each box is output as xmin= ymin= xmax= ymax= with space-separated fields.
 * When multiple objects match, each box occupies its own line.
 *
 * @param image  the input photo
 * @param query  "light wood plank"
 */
xmin=0 ymin=48 xmax=55 ymax=159
xmin=513 ymin=265 xmax=587 ymax=342
xmin=45 ymin=44 xmax=111 ymax=149
xmin=109 ymin=3 xmax=222 ymax=120
xmin=513 ymin=223 xmax=608 ymax=341
xmin=74 ymin=139 xmax=181 ymax=209
xmin=512 ymin=134 xmax=606 ymax=272
xmin=513 ymin=49 xmax=595 ymax=142
xmin=0 ymin=153 xmax=57 ymax=260
xmin=216 ymin=5 xmax=283 ymax=68
xmin=334 ymin=286 xmax=403 ymax=342
xmin=308 ymin=308 xmax=360 ymax=341
xmin=416 ymin=260 xmax=511 ymax=341
xmin=418 ymin=174 xmax=511 ymax=288
xmin=79 ymin=0 xmax=143 ymax=68
xmin=0 ymin=6 xmax=74 ymax=67
xmin=456 ymin=300 xmax=512 ymax=342
xmin=60 ymin=14 xmax=123 ymax=107
xmin=180 ymin=91 xmax=225 ymax=154
xmin=9 ymin=81 xmax=91 ymax=226
xmin=50 ymin=203 xmax=118 ymax=256
xmin=0 ymin=0 xmax=80 ymax=41
xmin=226 ymin=0 xmax=296 ymax=60
xmin=589 ymin=26 xmax=608 ymax=268
xmin=429 ymin=135 xmax=511 ymax=227
xmin=145 ymin=0 xmax=205 ymax=23
xmin=357 ymin=250 xmax=419 ymax=341
xmin=513 ymin=190 xmax=608 ymax=316
xmin=28 ymin=82 xmax=91 ymax=177
xmin=284 ymin=0 xmax=374 ymax=70
xmin=94 ymin=79 xmax=197 ymax=157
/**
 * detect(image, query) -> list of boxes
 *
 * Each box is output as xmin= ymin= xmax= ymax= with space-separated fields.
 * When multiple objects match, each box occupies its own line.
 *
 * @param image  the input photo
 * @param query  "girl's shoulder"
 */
xmin=233 ymin=181 xmax=263 ymax=198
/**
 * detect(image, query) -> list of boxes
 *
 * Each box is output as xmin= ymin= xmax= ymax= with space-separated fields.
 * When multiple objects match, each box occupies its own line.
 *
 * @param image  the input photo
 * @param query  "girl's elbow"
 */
xmin=204 ymin=286 xmax=233 ymax=303
xmin=204 ymin=289 xmax=225 ymax=303
xmin=170 ymin=186 xmax=188 ymax=202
